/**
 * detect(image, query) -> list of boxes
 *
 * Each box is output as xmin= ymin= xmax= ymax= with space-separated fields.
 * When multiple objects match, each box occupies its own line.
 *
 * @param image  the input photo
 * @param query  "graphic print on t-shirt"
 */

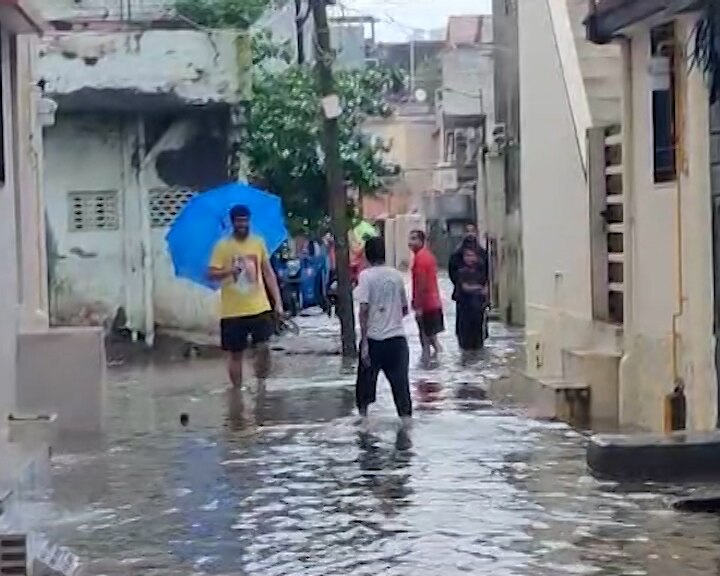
xmin=377 ymin=278 xmax=396 ymax=314
xmin=233 ymin=254 xmax=259 ymax=295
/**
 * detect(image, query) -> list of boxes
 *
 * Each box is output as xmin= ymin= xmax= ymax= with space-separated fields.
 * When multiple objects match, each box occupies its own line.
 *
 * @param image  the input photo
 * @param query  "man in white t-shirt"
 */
xmin=355 ymin=236 xmax=412 ymax=422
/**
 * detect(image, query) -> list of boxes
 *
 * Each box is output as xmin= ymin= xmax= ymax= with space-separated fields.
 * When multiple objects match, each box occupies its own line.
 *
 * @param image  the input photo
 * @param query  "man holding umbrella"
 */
xmin=209 ymin=205 xmax=284 ymax=389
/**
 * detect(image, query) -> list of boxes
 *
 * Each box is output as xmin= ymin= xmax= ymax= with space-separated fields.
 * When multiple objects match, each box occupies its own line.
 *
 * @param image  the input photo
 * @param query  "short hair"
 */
xmin=410 ymin=229 xmax=426 ymax=244
xmin=229 ymin=205 xmax=251 ymax=220
xmin=364 ymin=236 xmax=386 ymax=265
xmin=462 ymin=235 xmax=477 ymax=248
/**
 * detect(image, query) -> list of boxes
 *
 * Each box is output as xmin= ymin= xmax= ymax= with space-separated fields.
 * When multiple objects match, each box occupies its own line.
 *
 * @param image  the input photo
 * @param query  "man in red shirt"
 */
xmin=409 ymin=229 xmax=445 ymax=364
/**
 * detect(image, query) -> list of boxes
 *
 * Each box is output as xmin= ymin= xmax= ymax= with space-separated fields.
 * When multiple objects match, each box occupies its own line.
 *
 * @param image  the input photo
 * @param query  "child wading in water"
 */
xmin=456 ymin=247 xmax=488 ymax=352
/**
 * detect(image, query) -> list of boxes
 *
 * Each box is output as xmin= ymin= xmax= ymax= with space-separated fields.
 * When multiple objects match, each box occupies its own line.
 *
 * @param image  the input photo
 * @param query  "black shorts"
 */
xmin=220 ymin=312 xmax=274 ymax=352
xmin=417 ymin=309 xmax=445 ymax=338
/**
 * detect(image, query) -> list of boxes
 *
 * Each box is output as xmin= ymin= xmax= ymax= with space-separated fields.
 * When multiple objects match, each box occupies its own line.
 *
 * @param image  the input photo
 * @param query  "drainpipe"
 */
xmin=666 ymin=34 xmax=687 ymax=431
xmin=136 ymin=115 xmax=155 ymax=347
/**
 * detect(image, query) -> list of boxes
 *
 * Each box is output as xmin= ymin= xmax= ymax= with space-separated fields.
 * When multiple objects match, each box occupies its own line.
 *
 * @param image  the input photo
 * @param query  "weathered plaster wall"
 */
xmin=38 ymin=29 xmax=251 ymax=109
xmin=0 ymin=28 xmax=20 ymax=423
xmin=44 ymin=112 xmax=229 ymax=333
xmin=620 ymin=16 xmax=718 ymax=432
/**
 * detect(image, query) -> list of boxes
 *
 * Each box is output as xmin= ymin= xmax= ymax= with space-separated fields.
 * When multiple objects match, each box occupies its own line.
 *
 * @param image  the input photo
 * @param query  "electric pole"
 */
xmin=311 ymin=0 xmax=357 ymax=358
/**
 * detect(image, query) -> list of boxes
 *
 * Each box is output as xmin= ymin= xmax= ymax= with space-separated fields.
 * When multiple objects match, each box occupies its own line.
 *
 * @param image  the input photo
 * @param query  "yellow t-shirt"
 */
xmin=210 ymin=235 xmax=272 ymax=318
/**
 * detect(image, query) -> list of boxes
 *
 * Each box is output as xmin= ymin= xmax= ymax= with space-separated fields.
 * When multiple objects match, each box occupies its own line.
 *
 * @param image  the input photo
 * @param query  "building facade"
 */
xmin=516 ymin=0 xmax=719 ymax=432
xmin=0 ymin=0 xmax=105 ymax=437
xmin=587 ymin=0 xmax=719 ymax=432
xmin=516 ymin=0 xmax=626 ymax=428
xmin=39 ymin=0 xmax=252 ymax=339
xmin=483 ymin=0 xmax=524 ymax=325
xmin=361 ymin=102 xmax=437 ymax=220
xmin=425 ymin=15 xmax=494 ymax=265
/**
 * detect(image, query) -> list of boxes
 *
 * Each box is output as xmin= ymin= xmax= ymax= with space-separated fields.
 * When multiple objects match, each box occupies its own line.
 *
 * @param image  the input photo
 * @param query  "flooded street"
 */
xmin=19 ymin=297 xmax=720 ymax=576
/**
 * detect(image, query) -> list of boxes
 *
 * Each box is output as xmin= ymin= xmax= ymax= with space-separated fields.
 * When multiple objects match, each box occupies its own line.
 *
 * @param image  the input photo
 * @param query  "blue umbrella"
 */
xmin=166 ymin=182 xmax=288 ymax=289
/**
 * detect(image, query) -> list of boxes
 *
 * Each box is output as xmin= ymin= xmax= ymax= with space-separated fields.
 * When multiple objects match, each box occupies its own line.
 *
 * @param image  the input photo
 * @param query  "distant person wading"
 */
xmin=409 ymin=229 xmax=445 ymax=365
xmin=449 ymin=224 xmax=489 ymax=351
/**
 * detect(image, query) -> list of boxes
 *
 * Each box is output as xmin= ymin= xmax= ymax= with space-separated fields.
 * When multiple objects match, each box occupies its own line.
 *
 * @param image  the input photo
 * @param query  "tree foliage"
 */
xmin=244 ymin=64 xmax=404 ymax=234
xmin=174 ymin=0 xmax=404 ymax=233
xmin=692 ymin=0 xmax=720 ymax=104
xmin=174 ymin=0 xmax=276 ymax=28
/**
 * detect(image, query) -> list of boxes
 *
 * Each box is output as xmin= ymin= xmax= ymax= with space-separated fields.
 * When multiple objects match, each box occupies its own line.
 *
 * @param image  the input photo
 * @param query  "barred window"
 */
xmin=68 ymin=191 xmax=119 ymax=232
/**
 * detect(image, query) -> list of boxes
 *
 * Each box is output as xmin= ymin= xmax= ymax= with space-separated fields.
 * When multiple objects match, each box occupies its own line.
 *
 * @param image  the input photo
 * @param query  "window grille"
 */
xmin=68 ymin=191 xmax=119 ymax=232
xmin=149 ymin=187 xmax=196 ymax=227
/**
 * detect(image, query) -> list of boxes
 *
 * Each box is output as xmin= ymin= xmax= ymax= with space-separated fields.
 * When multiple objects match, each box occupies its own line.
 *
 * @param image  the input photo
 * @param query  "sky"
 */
xmin=339 ymin=0 xmax=492 ymax=42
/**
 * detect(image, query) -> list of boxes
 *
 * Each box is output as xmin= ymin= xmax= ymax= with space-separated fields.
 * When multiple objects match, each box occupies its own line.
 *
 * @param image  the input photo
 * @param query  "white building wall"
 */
xmin=44 ymin=115 xmax=126 ymax=326
xmin=40 ymin=29 xmax=250 ymax=107
xmin=0 ymin=28 xmax=20 ymax=423
xmin=620 ymin=16 xmax=717 ymax=432
xmin=45 ymin=114 xmax=221 ymax=334
xmin=42 ymin=0 xmax=174 ymax=21
xmin=519 ymin=0 xmax=594 ymax=377
xmin=441 ymin=46 xmax=495 ymax=130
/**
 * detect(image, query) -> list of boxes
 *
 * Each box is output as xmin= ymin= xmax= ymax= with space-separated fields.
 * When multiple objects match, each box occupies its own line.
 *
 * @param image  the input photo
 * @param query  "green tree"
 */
xmin=174 ymin=0 xmax=275 ymax=28
xmin=692 ymin=0 xmax=720 ymax=103
xmin=244 ymin=65 xmax=403 ymax=233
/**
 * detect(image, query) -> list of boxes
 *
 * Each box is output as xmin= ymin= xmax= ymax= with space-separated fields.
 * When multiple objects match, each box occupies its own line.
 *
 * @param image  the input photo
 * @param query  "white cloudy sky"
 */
xmin=340 ymin=0 xmax=492 ymax=41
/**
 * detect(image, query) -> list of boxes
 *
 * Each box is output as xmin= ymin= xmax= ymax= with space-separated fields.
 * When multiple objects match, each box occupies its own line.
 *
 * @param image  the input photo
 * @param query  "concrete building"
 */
xmin=361 ymin=101 xmax=437 ymax=220
xmin=481 ymin=0 xmax=524 ymax=325
xmin=516 ymin=0 xmax=719 ymax=433
xmin=515 ymin=0 xmax=626 ymax=428
xmin=426 ymin=15 xmax=494 ymax=264
xmin=38 ymin=0 xmax=252 ymax=339
xmin=585 ymin=0 xmax=718 ymax=432
xmin=0 ymin=0 xmax=105 ymax=445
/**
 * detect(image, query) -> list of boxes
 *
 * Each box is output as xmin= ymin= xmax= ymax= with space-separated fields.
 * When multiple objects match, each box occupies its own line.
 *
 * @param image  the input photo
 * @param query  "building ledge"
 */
xmin=586 ymin=0 xmax=702 ymax=44
xmin=39 ymin=28 xmax=252 ymax=110
xmin=0 ymin=0 xmax=46 ymax=35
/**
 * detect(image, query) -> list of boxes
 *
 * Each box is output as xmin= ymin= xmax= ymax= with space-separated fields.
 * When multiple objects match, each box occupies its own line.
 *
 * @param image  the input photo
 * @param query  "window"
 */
xmin=149 ymin=187 xmax=196 ymax=227
xmin=650 ymin=23 xmax=676 ymax=183
xmin=68 ymin=191 xmax=119 ymax=232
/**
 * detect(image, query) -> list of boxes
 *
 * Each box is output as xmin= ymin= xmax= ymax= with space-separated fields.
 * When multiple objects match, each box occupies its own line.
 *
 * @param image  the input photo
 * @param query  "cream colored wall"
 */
xmin=363 ymin=115 xmax=435 ymax=215
xmin=519 ymin=0 xmax=597 ymax=377
xmin=14 ymin=35 xmax=48 ymax=331
xmin=620 ymin=16 xmax=717 ymax=432
xmin=0 ymin=28 xmax=19 ymax=424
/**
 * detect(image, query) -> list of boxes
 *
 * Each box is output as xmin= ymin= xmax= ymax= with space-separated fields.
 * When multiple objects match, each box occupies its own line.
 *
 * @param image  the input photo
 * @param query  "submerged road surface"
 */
xmin=18 ymin=291 xmax=720 ymax=576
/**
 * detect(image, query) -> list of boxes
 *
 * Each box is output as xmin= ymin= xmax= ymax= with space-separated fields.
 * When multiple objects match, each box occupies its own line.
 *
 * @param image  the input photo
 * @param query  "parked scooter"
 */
xmin=272 ymin=241 xmax=330 ymax=317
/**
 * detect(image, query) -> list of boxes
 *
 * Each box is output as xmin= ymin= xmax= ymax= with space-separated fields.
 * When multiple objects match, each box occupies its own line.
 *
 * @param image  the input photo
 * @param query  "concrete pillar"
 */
xmin=0 ymin=28 xmax=19 ymax=423
xmin=14 ymin=36 xmax=49 ymax=331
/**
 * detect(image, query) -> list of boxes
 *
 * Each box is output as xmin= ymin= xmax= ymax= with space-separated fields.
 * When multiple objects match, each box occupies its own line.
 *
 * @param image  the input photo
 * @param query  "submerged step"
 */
xmin=588 ymin=431 xmax=720 ymax=481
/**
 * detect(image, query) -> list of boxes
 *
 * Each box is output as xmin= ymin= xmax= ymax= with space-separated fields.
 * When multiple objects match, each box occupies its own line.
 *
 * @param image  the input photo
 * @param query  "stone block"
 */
xmin=588 ymin=430 xmax=720 ymax=481
xmin=492 ymin=369 xmax=590 ymax=427
xmin=562 ymin=348 xmax=620 ymax=424
xmin=7 ymin=414 xmax=58 ymax=456
xmin=16 ymin=327 xmax=105 ymax=434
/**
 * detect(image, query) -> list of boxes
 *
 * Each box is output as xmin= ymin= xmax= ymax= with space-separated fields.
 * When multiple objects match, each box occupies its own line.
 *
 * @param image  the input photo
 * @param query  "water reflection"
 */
xmin=357 ymin=429 xmax=414 ymax=518
xmin=19 ymin=314 xmax=720 ymax=576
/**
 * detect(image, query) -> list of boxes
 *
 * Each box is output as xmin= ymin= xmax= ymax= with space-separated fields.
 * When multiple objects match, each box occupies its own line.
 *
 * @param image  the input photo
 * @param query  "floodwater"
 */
xmin=16 ymin=299 xmax=720 ymax=575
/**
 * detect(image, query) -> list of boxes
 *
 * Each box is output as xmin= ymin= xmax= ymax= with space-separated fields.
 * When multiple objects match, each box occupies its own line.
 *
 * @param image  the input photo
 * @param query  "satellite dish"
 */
xmin=414 ymin=88 xmax=427 ymax=103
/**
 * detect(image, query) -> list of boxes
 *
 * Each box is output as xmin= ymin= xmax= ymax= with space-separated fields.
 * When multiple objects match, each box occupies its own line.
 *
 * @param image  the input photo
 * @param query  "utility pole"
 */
xmin=311 ymin=0 xmax=357 ymax=358
xmin=294 ymin=0 xmax=310 ymax=65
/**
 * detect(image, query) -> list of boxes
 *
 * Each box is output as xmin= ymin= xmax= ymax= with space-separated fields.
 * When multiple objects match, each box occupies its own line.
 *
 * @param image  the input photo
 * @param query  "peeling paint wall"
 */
xmin=38 ymin=29 xmax=251 ymax=108
xmin=43 ymin=0 xmax=176 ymax=22
xmin=44 ymin=114 xmax=126 ymax=327
xmin=44 ymin=112 xmax=229 ymax=333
